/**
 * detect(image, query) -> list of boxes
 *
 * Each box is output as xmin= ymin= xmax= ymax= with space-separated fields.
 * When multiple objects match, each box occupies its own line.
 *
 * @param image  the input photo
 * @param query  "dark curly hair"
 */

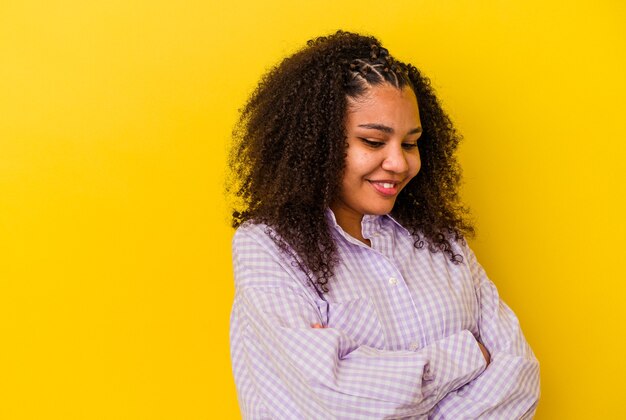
xmin=227 ymin=30 xmax=474 ymax=292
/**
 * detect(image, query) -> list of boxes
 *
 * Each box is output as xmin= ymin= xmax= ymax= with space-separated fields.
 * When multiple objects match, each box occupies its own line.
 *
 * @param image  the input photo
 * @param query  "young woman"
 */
xmin=227 ymin=31 xmax=540 ymax=419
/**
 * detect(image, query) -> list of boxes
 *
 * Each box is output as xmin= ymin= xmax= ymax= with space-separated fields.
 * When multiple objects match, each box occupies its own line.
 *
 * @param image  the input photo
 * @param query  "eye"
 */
xmin=359 ymin=138 xmax=384 ymax=148
xmin=402 ymin=142 xmax=418 ymax=150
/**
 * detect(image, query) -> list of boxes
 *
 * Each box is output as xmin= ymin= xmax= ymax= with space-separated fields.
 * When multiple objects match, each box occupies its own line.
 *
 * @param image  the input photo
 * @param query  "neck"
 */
xmin=330 ymin=205 xmax=371 ymax=246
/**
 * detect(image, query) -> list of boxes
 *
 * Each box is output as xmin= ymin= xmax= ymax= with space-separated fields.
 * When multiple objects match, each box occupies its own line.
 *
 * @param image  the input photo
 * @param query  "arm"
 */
xmin=230 ymin=225 xmax=488 ymax=419
xmin=430 ymin=244 xmax=540 ymax=419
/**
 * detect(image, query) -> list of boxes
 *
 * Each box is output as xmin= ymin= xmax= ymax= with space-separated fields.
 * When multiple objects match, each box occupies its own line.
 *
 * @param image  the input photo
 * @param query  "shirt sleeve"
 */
xmin=230 ymin=225 xmax=488 ymax=419
xmin=429 ymin=244 xmax=541 ymax=419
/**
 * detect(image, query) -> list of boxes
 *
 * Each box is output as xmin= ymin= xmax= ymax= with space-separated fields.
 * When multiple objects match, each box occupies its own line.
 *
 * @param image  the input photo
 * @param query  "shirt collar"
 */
xmin=383 ymin=213 xmax=412 ymax=236
xmin=325 ymin=208 xmax=411 ymax=238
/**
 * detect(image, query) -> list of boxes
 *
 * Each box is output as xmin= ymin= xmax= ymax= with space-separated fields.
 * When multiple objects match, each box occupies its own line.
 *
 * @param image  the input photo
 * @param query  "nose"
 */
xmin=381 ymin=143 xmax=409 ymax=173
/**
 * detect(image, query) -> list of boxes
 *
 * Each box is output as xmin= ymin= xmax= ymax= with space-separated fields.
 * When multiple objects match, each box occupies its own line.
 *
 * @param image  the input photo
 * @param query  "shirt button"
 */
xmin=388 ymin=277 xmax=398 ymax=285
xmin=409 ymin=342 xmax=419 ymax=351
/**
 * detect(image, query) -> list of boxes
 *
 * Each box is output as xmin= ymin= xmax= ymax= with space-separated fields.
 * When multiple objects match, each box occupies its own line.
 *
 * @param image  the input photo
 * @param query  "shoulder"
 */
xmin=442 ymin=234 xmax=478 ymax=269
xmin=232 ymin=221 xmax=269 ymax=246
xmin=232 ymin=222 xmax=314 ymax=290
xmin=232 ymin=222 xmax=290 ymax=269
xmin=232 ymin=221 xmax=285 ymax=254
xmin=388 ymin=215 xmax=470 ymax=259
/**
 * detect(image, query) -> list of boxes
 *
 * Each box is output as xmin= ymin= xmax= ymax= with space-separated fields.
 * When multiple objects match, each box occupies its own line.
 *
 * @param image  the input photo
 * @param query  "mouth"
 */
xmin=368 ymin=180 xmax=401 ymax=196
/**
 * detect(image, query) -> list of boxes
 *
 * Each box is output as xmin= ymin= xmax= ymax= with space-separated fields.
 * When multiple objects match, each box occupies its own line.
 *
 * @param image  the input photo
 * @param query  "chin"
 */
xmin=364 ymin=202 xmax=396 ymax=215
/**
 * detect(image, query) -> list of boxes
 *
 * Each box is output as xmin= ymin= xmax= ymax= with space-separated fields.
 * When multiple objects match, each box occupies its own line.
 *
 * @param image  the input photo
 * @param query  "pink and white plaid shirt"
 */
xmin=230 ymin=210 xmax=540 ymax=419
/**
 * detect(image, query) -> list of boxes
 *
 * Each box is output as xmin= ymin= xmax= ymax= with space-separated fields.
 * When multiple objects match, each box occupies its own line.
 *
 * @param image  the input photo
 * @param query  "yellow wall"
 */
xmin=1 ymin=0 xmax=624 ymax=418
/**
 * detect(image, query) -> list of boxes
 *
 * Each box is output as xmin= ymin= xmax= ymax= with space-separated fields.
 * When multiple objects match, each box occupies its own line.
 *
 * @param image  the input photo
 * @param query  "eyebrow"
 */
xmin=357 ymin=123 xmax=422 ymax=135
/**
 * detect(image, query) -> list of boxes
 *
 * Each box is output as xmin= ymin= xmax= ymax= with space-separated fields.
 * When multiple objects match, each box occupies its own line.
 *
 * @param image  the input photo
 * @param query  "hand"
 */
xmin=477 ymin=341 xmax=491 ymax=366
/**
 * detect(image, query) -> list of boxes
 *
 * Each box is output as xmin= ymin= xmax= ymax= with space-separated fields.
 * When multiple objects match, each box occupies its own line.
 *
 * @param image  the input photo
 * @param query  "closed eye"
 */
xmin=359 ymin=138 xmax=384 ymax=148
xmin=402 ymin=142 xmax=418 ymax=150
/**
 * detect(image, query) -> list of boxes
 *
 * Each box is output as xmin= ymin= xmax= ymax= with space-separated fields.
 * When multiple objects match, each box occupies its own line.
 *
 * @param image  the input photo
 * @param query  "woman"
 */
xmin=227 ymin=31 xmax=540 ymax=419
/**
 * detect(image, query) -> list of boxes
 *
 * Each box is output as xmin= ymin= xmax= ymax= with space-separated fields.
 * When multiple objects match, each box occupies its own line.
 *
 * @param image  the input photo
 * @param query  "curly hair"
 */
xmin=227 ymin=30 xmax=474 ymax=293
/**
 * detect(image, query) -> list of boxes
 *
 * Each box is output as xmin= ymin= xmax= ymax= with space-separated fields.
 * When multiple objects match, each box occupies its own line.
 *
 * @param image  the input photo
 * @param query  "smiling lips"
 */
xmin=369 ymin=180 xmax=401 ymax=196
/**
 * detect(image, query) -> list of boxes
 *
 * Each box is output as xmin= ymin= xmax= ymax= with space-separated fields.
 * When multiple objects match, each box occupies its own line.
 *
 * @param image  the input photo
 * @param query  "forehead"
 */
xmin=346 ymin=84 xmax=420 ymax=126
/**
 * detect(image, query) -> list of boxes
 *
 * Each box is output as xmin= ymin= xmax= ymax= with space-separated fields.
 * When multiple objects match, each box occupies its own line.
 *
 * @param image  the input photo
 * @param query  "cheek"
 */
xmin=344 ymin=151 xmax=373 ymax=180
xmin=408 ymin=153 xmax=421 ymax=177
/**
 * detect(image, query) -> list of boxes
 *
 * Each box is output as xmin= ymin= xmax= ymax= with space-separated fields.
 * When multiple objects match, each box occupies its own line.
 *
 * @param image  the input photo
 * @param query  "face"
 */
xmin=331 ymin=83 xmax=422 ymax=225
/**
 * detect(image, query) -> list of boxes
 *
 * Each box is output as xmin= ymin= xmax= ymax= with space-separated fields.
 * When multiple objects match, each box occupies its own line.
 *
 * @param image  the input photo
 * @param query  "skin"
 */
xmin=331 ymin=83 xmax=423 ymax=245
xmin=478 ymin=342 xmax=491 ymax=365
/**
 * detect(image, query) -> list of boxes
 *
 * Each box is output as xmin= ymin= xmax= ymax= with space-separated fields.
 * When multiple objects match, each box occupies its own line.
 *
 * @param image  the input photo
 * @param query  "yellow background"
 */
xmin=1 ymin=0 xmax=625 ymax=418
